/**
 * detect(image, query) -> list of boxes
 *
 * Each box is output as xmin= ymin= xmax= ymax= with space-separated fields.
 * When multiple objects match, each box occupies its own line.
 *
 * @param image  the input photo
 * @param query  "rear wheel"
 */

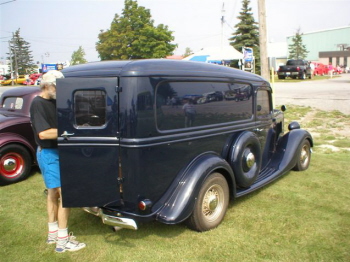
xmin=186 ymin=173 xmax=229 ymax=232
xmin=293 ymin=140 xmax=311 ymax=171
xmin=0 ymin=144 xmax=32 ymax=185
xmin=278 ymin=76 xmax=285 ymax=80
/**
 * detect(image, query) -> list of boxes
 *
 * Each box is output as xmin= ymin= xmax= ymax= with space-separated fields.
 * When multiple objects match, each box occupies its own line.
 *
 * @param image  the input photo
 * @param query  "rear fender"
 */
xmin=270 ymin=129 xmax=313 ymax=171
xmin=0 ymin=133 xmax=36 ymax=159
xmin=155 ymin=152 xmax=234 ymax=224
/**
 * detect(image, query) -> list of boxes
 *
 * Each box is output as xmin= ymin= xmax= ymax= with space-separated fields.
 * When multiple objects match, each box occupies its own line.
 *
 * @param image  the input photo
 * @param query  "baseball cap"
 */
xmin=42 ymin=70 xmax=64 ymax=85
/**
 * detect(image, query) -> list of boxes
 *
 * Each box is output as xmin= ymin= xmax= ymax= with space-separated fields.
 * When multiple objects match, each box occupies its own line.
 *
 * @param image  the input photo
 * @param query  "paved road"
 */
xmin=273 ymin=73 xmax=350 ymax=114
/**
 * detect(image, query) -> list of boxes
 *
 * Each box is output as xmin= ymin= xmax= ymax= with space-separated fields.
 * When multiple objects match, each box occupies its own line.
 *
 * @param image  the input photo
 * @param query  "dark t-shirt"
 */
xmin=30 ymin=96 xmax=58 ymax=148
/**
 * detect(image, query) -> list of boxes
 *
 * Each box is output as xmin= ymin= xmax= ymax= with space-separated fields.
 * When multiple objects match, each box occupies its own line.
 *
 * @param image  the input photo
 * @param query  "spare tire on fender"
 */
xmin=228 ymin=131 xmax=262 ymax=188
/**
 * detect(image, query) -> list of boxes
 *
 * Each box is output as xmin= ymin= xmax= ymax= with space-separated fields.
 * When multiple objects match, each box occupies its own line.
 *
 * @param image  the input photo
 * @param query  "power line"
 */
xmin=0 ymin=0 xmax=16 ymax=5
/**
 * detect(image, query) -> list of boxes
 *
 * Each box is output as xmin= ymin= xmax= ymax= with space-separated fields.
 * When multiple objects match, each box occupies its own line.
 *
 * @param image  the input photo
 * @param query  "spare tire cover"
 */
xmin=228 ymin=131 xmax=262 ymax=188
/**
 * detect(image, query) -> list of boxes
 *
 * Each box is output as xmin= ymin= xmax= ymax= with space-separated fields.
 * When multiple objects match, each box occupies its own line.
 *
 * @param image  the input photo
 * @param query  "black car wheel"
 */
xmin=186 ymin=173 xmax=229 ymax=232
xmin=0 ymin=144 xmax=32 ymax=185
xmin=293 ymin=139 xmax=311 ymax=171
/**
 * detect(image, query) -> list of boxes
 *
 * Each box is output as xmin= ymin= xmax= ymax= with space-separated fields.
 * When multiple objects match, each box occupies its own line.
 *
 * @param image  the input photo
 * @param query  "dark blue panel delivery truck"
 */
xmin=56 ymin=59 xmax=312 ymax=232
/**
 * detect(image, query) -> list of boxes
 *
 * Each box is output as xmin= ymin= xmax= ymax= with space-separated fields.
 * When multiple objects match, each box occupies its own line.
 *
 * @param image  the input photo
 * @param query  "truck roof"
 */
xmin=61 ymin=59 xmax=267 ymax=83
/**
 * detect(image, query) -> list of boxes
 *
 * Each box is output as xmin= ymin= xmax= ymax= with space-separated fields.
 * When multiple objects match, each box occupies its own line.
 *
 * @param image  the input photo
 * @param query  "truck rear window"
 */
xmin=74 ymin=90 xmax=106 ymax=127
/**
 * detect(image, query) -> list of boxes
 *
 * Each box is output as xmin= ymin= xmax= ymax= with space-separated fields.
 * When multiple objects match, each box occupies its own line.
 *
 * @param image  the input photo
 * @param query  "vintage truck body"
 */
xmin=57 ymin=59 xmax=313 ymax=232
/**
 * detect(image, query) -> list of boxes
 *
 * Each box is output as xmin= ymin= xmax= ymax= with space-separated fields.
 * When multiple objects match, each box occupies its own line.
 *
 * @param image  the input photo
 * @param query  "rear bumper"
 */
xmin=277 ymin=72 xmax=299 ymax=76
xmin=83 ymin=207 xmax=138 ymax=230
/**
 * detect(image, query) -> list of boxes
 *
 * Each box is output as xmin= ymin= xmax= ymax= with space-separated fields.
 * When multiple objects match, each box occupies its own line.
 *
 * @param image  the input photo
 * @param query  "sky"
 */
xmin=1 ymin=0 xmax=350 ymax=64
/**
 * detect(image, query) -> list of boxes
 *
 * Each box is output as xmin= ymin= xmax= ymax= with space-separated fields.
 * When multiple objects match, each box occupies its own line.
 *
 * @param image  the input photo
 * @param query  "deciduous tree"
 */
xmin=70 ymin=46 xmax=88 ymax=65
xmin=96 ymin=0 xmax=176 ymax=60
xmin=183 ymin=47 xmax=193 ymax=58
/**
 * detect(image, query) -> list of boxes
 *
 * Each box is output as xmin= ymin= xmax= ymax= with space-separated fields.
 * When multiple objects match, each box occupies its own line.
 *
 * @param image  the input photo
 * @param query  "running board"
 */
xmin=236 ymin=166 xmax=284 ymax=197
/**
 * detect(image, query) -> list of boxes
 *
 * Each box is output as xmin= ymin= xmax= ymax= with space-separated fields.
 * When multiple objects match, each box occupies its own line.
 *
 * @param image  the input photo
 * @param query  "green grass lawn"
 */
xmin=1 ymin=107 xmax=350 ymax=262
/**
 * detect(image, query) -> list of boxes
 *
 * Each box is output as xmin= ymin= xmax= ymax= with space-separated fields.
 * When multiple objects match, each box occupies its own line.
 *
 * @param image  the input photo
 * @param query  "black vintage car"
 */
xmin=57 ymin=60 xmax=313 ymax=232
xmin=0 ymin=86 xmax=40 ymax=185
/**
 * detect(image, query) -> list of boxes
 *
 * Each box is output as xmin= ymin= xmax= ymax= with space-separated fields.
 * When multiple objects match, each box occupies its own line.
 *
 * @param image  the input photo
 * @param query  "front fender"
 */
xmin=155 ymin=152 xmax=234 ymax=225
xmin=271 ymin=129 xmax=313 ymax=171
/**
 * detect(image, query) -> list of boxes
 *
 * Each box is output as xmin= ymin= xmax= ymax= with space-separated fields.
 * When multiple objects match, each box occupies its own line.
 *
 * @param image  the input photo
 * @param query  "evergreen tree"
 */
xmin=229 ymin=0 xmax=260 ymax=72
xmin=70 ymin=46 xmax=88 ymax=65
xmin=7 ymin=28 xmax=36 ymax=76
xmin=96 ymin=0 xmax=176 ymax=60
xmin=288 ymin=28 xmax=308 ymax=59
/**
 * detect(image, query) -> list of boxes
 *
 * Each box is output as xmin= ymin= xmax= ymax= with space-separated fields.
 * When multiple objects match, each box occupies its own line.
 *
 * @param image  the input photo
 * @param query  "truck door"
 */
xmin=255 ymin=88 xmax=274 ymax=168
xmin=56 ymin=77 xmax=120 ymax=207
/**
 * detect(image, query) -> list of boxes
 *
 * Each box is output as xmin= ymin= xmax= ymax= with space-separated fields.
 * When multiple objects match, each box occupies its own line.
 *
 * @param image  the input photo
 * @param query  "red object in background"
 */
xmin=23 ymin=73 xmax=42 ymax=85
xmin=312 ymin=62 xmax=329 ymax=76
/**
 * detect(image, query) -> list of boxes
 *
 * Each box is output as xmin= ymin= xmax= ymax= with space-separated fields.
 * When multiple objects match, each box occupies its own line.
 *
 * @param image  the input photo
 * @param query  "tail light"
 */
xmin=138 ymin=199 xmax=152 ymax=211
xmin=296 ymin=66 xmax=300 ymax=71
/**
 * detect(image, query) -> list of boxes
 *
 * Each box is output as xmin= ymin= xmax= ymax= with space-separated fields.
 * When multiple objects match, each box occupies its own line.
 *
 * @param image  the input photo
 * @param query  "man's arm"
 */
xmin=38 ymin=128 xmax=58 ymax=140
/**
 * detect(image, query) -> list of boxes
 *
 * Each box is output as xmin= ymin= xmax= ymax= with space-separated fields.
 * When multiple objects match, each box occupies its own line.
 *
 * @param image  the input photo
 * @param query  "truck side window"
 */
xmin=74 ymin=90 xmax=106 ymax=127
xmin=256 ymin=90 xmax=271 ymax=118
xmin=156 ymin=81 xmax=253 ymax=130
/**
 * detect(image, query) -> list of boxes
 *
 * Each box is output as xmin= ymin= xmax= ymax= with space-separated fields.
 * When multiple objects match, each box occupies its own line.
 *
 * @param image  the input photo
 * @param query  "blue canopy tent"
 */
xmin=183 ymin=45 xmax=243 ymax=64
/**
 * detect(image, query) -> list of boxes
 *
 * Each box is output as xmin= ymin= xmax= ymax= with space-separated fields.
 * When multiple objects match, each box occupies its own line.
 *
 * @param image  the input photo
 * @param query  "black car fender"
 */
xmin=270 ymin=129 xmax=313 ymax=171
xmin=155 ymin=152 xmax=235 ymax=225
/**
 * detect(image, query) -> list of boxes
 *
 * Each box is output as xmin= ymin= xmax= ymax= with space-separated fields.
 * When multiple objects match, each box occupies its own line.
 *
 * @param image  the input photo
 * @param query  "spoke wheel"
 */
xmin=187 ymin=173 xmax=229 ymax=232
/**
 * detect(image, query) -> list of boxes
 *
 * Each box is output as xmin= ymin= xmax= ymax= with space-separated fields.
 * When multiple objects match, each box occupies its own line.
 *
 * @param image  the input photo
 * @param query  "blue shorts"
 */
xmin=36 ymin=147 xmax=61 ymax=189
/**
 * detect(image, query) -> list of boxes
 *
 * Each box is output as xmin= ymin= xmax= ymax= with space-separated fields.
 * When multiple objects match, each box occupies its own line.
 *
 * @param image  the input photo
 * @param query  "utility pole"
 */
xmin=8 ymin=41 xmax=14 ymax=85
xmin=220 ymin=3 xmax=225 ymax=61
xmin=258 ymin=0 xmax=269 ymax=81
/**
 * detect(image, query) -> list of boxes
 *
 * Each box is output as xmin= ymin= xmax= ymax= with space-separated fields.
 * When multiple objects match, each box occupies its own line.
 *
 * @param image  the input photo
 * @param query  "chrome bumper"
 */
xmin=83 ymin=207 xmax=138 ymax=230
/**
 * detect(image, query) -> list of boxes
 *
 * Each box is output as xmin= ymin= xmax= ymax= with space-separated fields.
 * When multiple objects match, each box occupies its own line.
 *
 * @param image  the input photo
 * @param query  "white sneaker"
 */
xmin=55 ymin=233 xmax=86 ymax=253
xmin=46 ymin=234 xmax=57 ymax=245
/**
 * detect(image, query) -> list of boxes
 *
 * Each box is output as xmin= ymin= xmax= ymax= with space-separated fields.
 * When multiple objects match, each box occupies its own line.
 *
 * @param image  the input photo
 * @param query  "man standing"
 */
xmin=30 ymin=70 xmax=86 ymax=253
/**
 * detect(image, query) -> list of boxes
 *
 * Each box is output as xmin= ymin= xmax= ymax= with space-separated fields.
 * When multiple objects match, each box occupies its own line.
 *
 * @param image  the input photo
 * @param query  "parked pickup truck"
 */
xmin=277 ymin=59 xmax=312 ymax=80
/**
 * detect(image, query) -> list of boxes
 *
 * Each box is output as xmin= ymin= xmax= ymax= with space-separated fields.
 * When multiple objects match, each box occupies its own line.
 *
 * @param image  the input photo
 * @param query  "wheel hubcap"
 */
xmin=242 ymin=148 xmax=256 ymax=172
xmin=300 ymin=145 xmax=309 ymax=165
xmin=4 ymin=158 xmax=17 ymax=171
xmin=1 ymin=153 xmax=24 ymax=178
xmin=202 ymin=185 xmax=224 ymax=221
xmin=246 ymin=152 xmax=255 ymax=169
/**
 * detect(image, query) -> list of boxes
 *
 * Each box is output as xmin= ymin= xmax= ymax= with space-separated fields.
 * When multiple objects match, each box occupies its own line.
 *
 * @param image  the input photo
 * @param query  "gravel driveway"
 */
xmin=273 ymin=73 xmax=350 ymax=115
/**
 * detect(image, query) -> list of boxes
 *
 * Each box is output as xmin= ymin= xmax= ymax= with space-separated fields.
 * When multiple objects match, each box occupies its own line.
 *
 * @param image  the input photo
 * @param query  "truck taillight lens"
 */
xmin=296 ymin=66 xmax=300 ymax=71
xmin=138 ymin=199 xmax=152 ymax=211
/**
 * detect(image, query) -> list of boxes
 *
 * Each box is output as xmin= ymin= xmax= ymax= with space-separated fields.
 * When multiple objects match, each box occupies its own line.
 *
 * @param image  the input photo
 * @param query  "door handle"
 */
xmin=61 ymin=131 xmax=75 ymax=139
